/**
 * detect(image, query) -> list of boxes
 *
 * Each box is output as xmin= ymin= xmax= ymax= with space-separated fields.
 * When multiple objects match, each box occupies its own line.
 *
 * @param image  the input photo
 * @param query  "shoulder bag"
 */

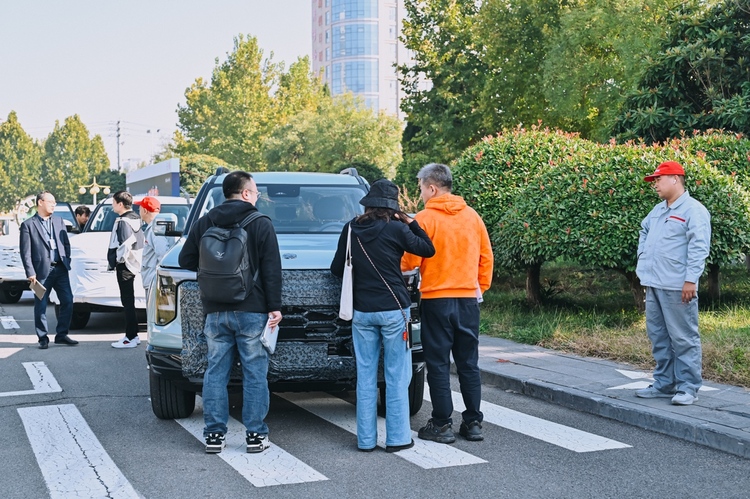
xmin=338 ymin=225 xmax=354 ymax=320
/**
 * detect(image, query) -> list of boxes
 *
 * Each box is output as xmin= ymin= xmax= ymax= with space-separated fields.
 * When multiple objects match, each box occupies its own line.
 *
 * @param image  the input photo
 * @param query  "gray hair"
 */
xmin=417 ymin=163 xmax=452 ymax=191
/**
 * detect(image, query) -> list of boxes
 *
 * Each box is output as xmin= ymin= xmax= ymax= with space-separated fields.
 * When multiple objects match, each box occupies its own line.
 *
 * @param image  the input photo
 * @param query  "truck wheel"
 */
xmin=377 ymin=366 xmax=425 ymax=417
xmin=0 ymin=286 xmax=23 ymax=304
xmin=408 ymin=366 xmax=425 ymax=416
xmin=150 ymin=369 xmax=196 ymax=419
xmin=54 ymin=306 xmax=90 ymax=330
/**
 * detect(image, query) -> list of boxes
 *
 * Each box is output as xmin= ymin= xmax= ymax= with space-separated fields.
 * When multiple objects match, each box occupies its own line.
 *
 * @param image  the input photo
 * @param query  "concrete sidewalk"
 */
xmin=473 ymin=335 xmax=750 ymax=459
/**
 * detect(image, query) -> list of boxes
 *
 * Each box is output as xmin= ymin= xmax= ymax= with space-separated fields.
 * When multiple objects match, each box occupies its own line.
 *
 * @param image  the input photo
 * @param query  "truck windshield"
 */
xmin=194 ymin=183 xmax=367 ymax=234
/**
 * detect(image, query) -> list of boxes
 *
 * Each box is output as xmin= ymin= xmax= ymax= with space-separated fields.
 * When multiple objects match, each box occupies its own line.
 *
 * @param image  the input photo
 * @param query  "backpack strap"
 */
xmin=239 ymin=211 xmax=270 ymax=228
xmin=238 ymin=211 xmax=270 ymax=287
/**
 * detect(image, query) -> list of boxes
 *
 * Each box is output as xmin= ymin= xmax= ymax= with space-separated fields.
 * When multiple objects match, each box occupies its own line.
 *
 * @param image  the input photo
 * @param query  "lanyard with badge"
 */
xmin=42 ymin=218 xmax=57 ymax=261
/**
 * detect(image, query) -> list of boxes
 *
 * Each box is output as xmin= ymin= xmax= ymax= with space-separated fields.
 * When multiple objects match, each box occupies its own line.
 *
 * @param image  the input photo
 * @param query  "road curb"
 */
xmin=474 ymin=366 xmax=750 ymax=459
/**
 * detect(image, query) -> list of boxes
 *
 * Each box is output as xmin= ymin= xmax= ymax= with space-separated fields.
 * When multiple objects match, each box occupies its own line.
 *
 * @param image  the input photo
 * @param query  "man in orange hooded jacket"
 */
xmin=402 ymin=163 xmax=494 ymax=444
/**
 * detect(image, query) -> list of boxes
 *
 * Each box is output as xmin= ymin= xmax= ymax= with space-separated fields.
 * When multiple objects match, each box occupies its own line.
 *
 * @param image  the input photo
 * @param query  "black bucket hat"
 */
xmin=359 ymin=179 xmax=400 ymax=211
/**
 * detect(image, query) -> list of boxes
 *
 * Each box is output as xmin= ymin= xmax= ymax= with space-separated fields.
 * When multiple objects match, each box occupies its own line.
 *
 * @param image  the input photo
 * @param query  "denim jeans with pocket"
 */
xmin=202 ymin=311 xmax=269 ymax=437
xmin=352 ymin=308 xmax=412 ymax=449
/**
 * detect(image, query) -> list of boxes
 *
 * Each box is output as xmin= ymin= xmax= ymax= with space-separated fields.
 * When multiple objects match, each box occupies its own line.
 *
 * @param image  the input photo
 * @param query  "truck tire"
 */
xmin=408 ymin=366 xmax=425 ymax=416
xmin=54 ymin=305 xmax=90 ymax=330
xmin=0 ymin=286 xmax=23 ymax=304
xmin=150 ymin=369 xmax=196 ymax=419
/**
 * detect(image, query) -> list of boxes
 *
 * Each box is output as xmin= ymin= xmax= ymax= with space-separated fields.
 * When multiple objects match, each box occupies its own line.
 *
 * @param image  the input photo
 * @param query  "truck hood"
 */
xmin=160 ymin=233 xmax=340 ymax=271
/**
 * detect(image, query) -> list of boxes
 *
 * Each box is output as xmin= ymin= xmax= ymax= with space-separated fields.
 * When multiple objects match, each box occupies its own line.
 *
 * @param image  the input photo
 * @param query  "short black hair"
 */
xmin=112 ymin=191 xmax=133 ymax=209
xmin=75 ymin=205 xmax=91 ymax=216
xmin=223 ymin=171 xmax=254 ymax=199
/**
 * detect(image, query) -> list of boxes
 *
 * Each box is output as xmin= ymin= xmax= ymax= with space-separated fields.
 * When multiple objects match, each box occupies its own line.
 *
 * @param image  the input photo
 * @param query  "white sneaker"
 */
xmin=111 ymin=336 xmax=139 ymax=348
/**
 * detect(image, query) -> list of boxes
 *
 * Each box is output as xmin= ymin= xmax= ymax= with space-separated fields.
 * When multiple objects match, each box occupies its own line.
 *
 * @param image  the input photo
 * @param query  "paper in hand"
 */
xmin=30 ymin=280 xmax=46 ymax=300
xmin=260 ymin=319 xmax=278 ymax=354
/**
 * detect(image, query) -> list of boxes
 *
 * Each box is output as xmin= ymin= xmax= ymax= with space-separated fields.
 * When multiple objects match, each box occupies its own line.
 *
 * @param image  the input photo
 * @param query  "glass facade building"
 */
xmin=312 ymin=0 xmax=408 ymax=118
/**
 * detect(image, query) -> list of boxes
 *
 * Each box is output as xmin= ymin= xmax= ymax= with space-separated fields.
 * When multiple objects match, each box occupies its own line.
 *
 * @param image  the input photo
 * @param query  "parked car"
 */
xmin=0 ymin=201 xmax=77 ymax=304
xmin=51 ymin=195 xmax=190 ymax=329
xmin=146 ymin=168 xmax=426 ymax=419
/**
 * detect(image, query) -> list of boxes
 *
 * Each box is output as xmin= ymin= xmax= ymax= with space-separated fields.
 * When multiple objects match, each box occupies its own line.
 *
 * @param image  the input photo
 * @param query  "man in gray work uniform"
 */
xmin=635 ymin=161 xmax=711 ymax=406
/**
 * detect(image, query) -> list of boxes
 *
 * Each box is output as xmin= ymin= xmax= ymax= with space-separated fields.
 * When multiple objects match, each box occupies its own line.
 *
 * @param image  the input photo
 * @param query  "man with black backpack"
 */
xmin=179 ymin=171 xmax=282 ymax=455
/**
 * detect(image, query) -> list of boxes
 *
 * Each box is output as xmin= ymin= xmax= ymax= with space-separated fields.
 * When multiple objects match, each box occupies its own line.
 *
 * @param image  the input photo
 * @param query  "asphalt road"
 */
xmin=1 ymin=292 xmax=748 ymax=499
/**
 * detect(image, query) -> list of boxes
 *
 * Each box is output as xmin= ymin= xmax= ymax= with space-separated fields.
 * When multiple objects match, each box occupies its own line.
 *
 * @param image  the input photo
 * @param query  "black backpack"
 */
xmin=197 ymin=212 xmax=269 ymax=303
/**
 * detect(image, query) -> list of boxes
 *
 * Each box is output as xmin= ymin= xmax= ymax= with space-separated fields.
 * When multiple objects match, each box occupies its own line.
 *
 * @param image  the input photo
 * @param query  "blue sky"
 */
xmin=0 ymin=1 xmax=312 ymax=169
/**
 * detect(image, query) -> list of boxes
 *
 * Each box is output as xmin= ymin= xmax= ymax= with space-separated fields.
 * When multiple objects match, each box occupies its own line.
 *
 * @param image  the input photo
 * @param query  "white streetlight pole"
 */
xmin=79 ymin=177 xmax=111 ymax=205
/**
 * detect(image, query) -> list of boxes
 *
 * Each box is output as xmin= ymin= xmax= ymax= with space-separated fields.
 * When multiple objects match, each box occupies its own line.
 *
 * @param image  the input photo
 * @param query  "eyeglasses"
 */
xmin=244 ymin=189 xmax=260 ymax=197
xmin=41 ymin=199 xmax=56 ymax=205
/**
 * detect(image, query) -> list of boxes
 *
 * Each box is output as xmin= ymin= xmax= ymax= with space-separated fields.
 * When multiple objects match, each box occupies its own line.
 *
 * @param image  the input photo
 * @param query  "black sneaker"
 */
xmin=418 ymin=419 xmax=456 ymax=444
xmin=246 ymin=432 xmax=270 ymax=453
xmin=459 ymin=420 xmax=484 ymax=441
xmin=205 ymin=433 xmax=226 ymax=454
xmin=386 ymin=439 xmax=415 ymax=453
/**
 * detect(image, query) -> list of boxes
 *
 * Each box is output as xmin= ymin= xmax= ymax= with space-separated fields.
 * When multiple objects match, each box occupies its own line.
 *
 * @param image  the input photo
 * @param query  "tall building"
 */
xmin=311 ymin=0 xmax=407 ymax=119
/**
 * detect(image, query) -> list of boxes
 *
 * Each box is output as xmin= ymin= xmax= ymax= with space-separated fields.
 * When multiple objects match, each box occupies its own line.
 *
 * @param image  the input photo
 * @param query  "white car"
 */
xmin=53 ymin=195 xmax=190 ymax=329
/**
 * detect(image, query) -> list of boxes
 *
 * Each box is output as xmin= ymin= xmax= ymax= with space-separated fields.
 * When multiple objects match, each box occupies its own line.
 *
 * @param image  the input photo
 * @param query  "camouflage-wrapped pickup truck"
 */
xmin=145 ymin=168 xmax=425 ymax=419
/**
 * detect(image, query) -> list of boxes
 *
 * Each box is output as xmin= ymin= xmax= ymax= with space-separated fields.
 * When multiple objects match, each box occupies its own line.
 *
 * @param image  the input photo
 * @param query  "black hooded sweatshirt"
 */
xmin=179 ymin=199 xmax=282 ymax=314
xmin=331 ymin=217 xmax=435 ymax=312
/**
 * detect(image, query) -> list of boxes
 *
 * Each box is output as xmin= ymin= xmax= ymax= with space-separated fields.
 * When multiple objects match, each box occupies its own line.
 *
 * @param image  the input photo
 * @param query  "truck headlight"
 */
xmin=155 ymin=273 xmax=177 ymax=325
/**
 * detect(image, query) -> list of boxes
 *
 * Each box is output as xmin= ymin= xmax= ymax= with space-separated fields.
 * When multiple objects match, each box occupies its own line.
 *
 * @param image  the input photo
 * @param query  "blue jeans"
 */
xmin=202 ymin=311 xmax=269 ymax=437
xmin=35 ymin=265 xmax=73 ymax=339
xmin=352 ymin=308 xmax=412 ymax=449
xmin=645 ymin=287 xmax=702 ymax=396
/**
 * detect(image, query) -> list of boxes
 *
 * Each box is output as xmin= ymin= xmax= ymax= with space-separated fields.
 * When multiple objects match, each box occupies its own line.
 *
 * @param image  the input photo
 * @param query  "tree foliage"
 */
xmin=0 ymin=112 xmax=43 ymax=212
xmin=398 ymin=0 xmax=487 ymax=164
xmin=175 ymin=35 xmax=326 ymax=170
xmin=613 ymin=0 xmax=750 ymax=142
xmin=454 ymin=127 xmax=750 ymax=306
xmin=542 ymin=0 xmax=674 ymax=141
xmin=43 ymin=115 xmax=110 ymax=204
xmin=179 ymin=153 xmax=234 ymax=196
xmin=263 ymin=94 xmax=402 ymax=177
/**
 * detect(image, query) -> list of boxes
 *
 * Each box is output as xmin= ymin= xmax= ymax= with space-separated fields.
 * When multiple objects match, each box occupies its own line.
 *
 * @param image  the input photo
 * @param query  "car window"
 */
xmin=87 ymin=203 xmax=190 ymax=232
xmin=54 ymin=205 xmax=77 ymax=227
xmin=196 ymin=184 xmax=366 ymax=234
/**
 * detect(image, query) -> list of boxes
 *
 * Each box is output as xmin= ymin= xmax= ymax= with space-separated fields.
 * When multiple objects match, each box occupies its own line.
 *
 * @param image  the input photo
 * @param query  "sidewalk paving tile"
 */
xmin=472 ymin=335 xmax=750 ymax=459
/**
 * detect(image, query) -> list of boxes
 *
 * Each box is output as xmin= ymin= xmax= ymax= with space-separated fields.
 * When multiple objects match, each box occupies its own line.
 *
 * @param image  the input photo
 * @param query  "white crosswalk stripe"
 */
xmin=0 ymin=316 xmax=19 ymax=329
xmin=0 ymin=361 xmax=61 ymax=398
xmin=18 ymin=404 xmax=141 ymax=498
xmin=175 ymin=397 xmax=329 ymax=487
xmin=279 ymin=392 xmax=487 ymax=468
xmin=425 ymin=384 xmax=631 ymax=452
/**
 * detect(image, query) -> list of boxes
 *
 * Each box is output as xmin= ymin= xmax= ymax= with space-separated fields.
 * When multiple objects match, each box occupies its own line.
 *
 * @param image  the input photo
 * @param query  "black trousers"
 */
xmin=421 ymin=298 xmax=483 ymax=426
xmin=116 ymin=263 xmax=138 ymax=339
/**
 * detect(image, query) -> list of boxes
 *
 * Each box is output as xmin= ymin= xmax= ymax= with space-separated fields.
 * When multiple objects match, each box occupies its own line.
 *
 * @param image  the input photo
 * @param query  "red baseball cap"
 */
xmin=644 ymin=161 xmax=685 ymax=182
xmin=134 ymin=196 xmax=161 ymax=213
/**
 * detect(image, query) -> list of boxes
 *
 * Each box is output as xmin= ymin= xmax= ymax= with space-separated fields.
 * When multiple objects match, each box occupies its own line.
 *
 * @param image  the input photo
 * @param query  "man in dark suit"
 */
xmin=20 ymin=191 xmax=78 ymax=349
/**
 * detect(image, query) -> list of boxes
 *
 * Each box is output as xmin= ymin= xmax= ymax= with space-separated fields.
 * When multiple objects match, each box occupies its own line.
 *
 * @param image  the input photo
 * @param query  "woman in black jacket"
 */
xmin=331 ymin=179 xmax=435 ymax=452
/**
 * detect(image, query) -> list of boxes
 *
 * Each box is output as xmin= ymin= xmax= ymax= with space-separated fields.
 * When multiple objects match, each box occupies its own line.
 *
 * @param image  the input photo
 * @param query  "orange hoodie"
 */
xmin=401 ymin=193 xmax=493 ymax=299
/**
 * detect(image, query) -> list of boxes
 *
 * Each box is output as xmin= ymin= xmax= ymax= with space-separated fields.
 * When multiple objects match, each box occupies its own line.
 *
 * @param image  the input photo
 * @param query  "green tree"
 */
xmin=275 ymin=56 xmax=326 ymax=121
xmin=179 ymin=153 xmax=234 ymax=196
xmin=175 ymin=36 xmax=326 ymax=170
xmin=542 ymin=0 xmax=674 ymax=141
xmin=0 ymin=112 xmax=43 ymax=212
xmin=176 ymin=35 xmax=280 ymax=168
xmin=263 ymin=94 xmax=402 ymax=177
xmin=613 ymin=0 xmax=750 ymax=142
xmin=399 ymin=0 xmax=487 ymax=165
xmin=475 ymin=0 xmax=566 ymax=133
xmin=43 ymin=115 xmax=110 ymax=203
